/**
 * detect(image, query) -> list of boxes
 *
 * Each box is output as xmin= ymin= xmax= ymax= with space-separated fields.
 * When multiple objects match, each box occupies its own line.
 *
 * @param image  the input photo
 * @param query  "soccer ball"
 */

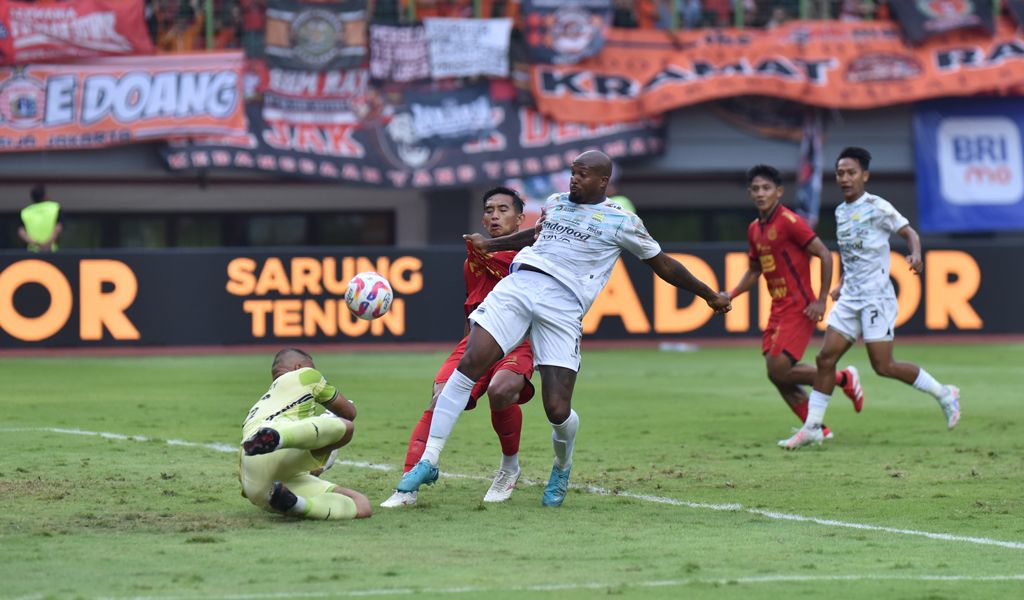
xmin=345 ymin=272 xmax=394 ymax=320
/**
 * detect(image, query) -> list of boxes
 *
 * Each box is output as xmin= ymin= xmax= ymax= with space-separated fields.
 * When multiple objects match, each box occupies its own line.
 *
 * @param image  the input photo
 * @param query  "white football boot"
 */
xmin=483 ymin=467 xmax=521 ymax=503
xmin=778 ymin=424 xmax=825 ymax=449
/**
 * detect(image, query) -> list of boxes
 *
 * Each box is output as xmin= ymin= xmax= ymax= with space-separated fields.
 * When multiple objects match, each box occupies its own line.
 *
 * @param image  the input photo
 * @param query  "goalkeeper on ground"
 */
xmin=240 ymin=348 xmax=372 ymax=520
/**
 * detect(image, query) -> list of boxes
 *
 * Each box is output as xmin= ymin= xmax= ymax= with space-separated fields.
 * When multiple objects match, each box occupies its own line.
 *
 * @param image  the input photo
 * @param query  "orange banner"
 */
xmin=530 ymin=20 xmax=1024 ymax=124
xmin=0 ymin=52 xmax=247 ymax=152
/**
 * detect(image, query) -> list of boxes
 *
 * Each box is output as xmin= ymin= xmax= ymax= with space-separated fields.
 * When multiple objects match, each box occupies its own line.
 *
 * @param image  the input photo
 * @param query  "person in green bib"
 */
xmin=18 ymin=184 xmax=62 ymax=252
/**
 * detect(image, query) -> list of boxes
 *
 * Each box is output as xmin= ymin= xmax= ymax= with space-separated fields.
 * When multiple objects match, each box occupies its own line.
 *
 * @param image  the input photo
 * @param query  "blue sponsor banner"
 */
xmin=913 ymin=98 xmax=1024 ymax=233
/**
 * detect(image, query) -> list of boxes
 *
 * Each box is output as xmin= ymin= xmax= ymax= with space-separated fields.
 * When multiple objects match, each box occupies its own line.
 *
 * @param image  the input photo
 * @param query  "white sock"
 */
xmin=913 ymin=368 xmax=944 ymax=399
xmin=421 ymin=369 xmax=475 ymax=465
xmin=289 ymin=495 xmax=308 ymax=515
xmin=806 ymin=390 xmax=830 ymax=428
xmin=500 ymin=453 xmax=519 ymax=473
xmin=550 ymin=410 xmax=579 ymax=470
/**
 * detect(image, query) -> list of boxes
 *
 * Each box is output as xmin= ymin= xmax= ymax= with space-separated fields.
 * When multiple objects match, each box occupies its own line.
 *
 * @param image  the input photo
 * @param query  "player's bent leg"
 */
xmin=244 ymin=415 xmax=351 ymax=456
xmin=837 ymin=365 xmax=864 ymax=412
xmin=865 ymin=340 xmax=919 ymax=385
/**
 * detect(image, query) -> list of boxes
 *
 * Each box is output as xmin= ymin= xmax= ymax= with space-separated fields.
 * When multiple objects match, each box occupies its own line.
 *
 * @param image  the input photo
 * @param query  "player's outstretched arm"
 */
xmin=464 ymin=228 xmax=538 ymax=253
xmin=644 ymin=252 xmax=732 ymax=313
xmin=727 ymin=257 xmax=762 ymax=301
xmin=897 ymin=225 xmax=923 ymax=274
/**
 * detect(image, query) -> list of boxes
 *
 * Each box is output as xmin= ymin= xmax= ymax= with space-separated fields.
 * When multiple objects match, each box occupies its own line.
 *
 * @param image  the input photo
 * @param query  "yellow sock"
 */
xmin=302 ymin=492 xmax=358 ymax=520
xmin=276 ymin=415 xmax=347 ymax=450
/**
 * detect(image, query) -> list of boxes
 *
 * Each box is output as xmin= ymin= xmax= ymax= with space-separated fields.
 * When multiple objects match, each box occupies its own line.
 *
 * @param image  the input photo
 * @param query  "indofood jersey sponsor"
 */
xmin=241 ymin=367 xmax=329 ymax=439
xmin=835 ymin=192 xmax=909 ymax=300
xmin=512 ymin=193 xmax=661 ymax=311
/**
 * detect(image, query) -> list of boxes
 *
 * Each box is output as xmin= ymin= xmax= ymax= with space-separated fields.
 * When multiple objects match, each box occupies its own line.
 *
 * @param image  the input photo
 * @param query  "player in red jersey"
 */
xmin=728 ymin=165 xmax=864 ymax=441
xmin=381 ymin=187 xmax=535 ymax=508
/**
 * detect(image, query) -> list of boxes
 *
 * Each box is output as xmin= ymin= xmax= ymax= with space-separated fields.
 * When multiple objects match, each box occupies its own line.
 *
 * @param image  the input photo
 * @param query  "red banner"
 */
xmin=530 ymin=20 xmax=1024 ymax=124
xmin=0 ymin=53 xmax=247 ymax=152
xmin=0 ymin=0 xmax=153 ymax=65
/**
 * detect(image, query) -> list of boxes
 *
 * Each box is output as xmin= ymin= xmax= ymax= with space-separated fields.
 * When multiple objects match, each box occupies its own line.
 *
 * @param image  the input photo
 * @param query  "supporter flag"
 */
xmin=369 ymin=23 xmax=429 ymax=83
xmin=887 ymin=0 xmax=994 ymax=44
xmin=795 ymin=109 xmax=824 ymax=229
xmin=0 ymin=0 xmax=153 ymax=65
xmin=264 ymin=0 xmax=367 ymax=71
xmin=405 ymin=84 xmax=494 ymax=147
xmin=1007 ymin=0 xmax=1024 ymax=27
xmin=521 ymin=0 xmax=612 ymax=64
xmin=423 ymin=18 xmax=512 ymax=79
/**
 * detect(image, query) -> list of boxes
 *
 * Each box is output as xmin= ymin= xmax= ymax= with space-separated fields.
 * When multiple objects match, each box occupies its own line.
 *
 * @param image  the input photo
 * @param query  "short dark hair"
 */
xmin=30 ymin=184 xmax=46 ymax=203
xmin=272 ymin=347 xmax=312 ymax=375
xmin=837 ymin=147 xmax=871 ymax=171
xmin=482 ymin=186 xmax=524 ymax=213
xmin=746 ymin=165 xmax=782 ymax=187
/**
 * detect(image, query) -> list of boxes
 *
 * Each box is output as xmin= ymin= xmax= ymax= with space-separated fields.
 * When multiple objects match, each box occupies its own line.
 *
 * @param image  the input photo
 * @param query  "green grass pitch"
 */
xmin=1 ymin=342 xmax=1023 ymax=599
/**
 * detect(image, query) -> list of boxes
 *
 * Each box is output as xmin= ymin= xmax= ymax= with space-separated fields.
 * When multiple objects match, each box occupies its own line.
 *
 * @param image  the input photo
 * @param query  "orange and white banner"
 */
xmin=0 ymin=0 xmax=153 ymax=65
xmin=0 ymin=52 xmax=247 ymax=152
xmin=530 ymin=20 xmax=1024 ymax=124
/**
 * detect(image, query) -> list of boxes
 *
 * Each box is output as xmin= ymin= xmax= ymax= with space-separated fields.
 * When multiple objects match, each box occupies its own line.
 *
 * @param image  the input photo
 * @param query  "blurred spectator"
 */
xmin=239 ymin=0 xmax=265 ymax=56
xmin=839 ymin=0 xmax=876 ymax=21
xmin=766 ymin=5 xmax=788 ymax=28
xmin=19 ymin=184 xmax=62 ymax=253
xmin=703 ymin=0 xmax=731 ymax=26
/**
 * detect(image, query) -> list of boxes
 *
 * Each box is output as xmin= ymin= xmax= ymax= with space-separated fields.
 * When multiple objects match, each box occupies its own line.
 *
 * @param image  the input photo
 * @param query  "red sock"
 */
xmin=789 ymin=400 xmax=809 ymax=423
xmin=490 ymin=404 xmax=522 ymax=458
xmin=403 ymin=410 xmax=433 ymax=473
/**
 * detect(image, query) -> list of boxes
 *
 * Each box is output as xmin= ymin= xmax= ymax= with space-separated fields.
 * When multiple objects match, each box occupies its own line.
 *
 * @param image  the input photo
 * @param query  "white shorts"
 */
xmin=469 ymin=269 xmax=584 ymax=372
xmin=827 ymin=295 xmax=898 ymax=343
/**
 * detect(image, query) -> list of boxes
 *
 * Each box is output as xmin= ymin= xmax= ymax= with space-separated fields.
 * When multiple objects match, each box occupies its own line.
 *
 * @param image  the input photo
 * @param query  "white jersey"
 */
xmin=835 ymin=192 xmax=909 ymax=300
xmin=512 ymin=193 xmax=661 ymax=311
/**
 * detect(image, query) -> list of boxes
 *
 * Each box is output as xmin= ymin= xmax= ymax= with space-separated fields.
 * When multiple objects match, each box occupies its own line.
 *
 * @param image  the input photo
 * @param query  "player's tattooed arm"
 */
xmin=464 ymin=228 xmax=537 ymax=253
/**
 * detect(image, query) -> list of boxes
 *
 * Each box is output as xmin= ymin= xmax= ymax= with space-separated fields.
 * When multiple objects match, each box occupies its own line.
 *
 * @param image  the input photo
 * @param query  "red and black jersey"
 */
xmin=746 ymin=204 xmax=817 ymax=313
xmin=463 ymin=240 xmax=516 ymax=317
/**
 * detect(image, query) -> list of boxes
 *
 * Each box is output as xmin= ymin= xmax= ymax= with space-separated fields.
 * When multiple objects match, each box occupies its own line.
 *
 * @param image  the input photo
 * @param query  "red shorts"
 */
xmin=762 ymin=309 xmax=816 ymax=361
xmin=434 ymin=337 xmax=535 ymax=410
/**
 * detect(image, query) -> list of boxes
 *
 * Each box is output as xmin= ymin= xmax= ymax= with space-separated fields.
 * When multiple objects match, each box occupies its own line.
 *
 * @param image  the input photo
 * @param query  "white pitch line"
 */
xmin=7 ymin=427 xmax=1024 ymax=551
xmin=79 ymin=573 xmax=1024 ymax=600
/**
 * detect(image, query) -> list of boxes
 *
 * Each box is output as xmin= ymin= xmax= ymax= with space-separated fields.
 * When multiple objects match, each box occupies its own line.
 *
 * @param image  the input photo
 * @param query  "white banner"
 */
xmin=424 ymin=18 xmax=511 ymax=79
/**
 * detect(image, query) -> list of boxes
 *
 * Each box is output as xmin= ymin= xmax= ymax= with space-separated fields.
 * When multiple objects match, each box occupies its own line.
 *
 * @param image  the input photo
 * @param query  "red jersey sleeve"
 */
xmin=780 ymin=208 xmax=817 ymax=247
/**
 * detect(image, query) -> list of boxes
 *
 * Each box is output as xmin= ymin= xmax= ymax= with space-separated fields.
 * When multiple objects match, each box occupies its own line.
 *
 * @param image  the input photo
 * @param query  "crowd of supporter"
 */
xmin=145 ymin=0 xmax=896 ymax=54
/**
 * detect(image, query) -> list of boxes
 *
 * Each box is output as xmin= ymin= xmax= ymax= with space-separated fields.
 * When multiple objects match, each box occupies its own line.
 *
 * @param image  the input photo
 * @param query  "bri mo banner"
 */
xmin=0 ymin=0 xmax=153 ymax=65
xmin=0 ymin=52 xmax=247 ymax=152
xmin=530 ymin=20 xmax=1024 ymax=124
xmin=913 ymin=97 xmax=1024 ymax=234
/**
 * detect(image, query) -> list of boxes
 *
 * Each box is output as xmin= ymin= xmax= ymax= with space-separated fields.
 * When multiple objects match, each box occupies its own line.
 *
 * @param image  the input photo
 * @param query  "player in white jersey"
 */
xmin=779 ymin=147 xmax=961 ymax=449
xmin=239 ymin=348 xmax=372 ymax=519
xmin=391 ymin=150 xmax=732 ymax=506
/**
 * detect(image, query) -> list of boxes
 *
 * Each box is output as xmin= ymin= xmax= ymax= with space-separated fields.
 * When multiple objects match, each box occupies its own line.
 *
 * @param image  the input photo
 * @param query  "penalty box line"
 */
xmin=9 ymin=426 xmax=1024 ymax=552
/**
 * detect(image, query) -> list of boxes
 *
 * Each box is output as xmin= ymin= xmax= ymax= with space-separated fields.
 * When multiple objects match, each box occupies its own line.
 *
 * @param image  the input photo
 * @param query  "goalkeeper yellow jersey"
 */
xmin=241 ymin=368 xmax=334 ymax=440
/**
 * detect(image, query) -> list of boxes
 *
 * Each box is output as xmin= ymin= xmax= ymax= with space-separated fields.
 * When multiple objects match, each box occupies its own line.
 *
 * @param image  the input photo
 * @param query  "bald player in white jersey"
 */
xmin=779 ymin=147 xmax=961 ymax=449
xmin=240 ymin=348 xmax=372 ymax=519
xmin=391 ymin=150 xmax=733 ymax=507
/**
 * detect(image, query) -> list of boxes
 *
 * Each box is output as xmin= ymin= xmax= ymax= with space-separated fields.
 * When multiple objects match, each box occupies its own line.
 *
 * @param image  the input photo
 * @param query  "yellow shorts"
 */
xmin=239 ymin=448 xmax=357 ymax=520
